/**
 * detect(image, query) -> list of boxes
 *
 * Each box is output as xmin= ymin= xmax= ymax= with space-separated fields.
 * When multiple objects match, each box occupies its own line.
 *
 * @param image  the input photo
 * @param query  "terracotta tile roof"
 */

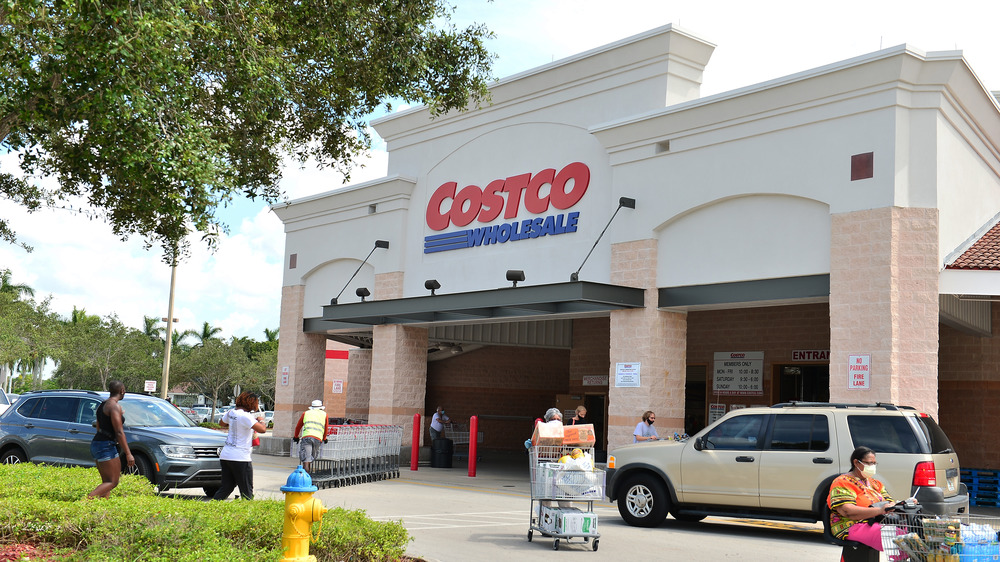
xmin=947 ymin=221 xmax=1000 ymax=270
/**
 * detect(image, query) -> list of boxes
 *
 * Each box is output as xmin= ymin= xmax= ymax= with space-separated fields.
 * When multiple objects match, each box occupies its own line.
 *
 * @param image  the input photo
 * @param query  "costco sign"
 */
xmin=424 ymin=162 xmax=589 ymax=253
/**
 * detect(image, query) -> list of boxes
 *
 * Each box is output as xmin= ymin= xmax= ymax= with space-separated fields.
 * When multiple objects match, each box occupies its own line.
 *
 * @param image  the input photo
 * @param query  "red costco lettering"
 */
xmin=425 ymin=162 xmax=590 ymax=231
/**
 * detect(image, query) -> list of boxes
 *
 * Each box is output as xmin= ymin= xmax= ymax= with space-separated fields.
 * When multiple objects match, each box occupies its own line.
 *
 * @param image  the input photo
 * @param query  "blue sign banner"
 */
xmin=424 ymin=212 xmax=580 ymax=254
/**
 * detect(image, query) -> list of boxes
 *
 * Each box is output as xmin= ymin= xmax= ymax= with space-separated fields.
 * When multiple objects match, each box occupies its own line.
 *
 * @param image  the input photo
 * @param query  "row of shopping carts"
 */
xmin=305 ymin=425 xmax=404 ymax=489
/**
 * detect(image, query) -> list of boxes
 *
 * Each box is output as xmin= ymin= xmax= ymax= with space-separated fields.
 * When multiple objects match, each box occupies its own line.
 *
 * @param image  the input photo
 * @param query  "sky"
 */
xmin=1 ymin=0 xmax=998 ymax=342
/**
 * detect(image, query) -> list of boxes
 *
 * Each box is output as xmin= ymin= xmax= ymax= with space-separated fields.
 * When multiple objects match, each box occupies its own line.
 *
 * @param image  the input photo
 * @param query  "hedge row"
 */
xmin=0 ymin=464 xmax=410 ymax=561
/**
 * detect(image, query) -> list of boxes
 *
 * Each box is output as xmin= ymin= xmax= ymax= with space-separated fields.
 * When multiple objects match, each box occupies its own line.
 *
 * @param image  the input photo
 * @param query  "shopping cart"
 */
xmin=527 ymin=443 xmax=603 ymax=551
xmin=443 ymin=423 xmax=482 ymax=462
xmin=880 ymin=509 xmax=1000 ymax=561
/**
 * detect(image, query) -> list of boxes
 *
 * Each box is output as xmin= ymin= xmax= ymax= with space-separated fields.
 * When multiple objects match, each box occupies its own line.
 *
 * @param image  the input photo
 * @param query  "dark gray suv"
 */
xmin=0 ymin=389 xmax=227 ymax=496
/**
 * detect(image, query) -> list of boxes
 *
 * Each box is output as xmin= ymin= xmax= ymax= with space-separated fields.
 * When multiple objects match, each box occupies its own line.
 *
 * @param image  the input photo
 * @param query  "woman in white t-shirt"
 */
xmin=212 ymin=392 xmax=267 ymax=500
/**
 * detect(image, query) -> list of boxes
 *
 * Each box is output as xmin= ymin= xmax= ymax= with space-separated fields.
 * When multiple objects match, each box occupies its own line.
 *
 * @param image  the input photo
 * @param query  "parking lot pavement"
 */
xmin=223 ymin=452 xmax=839 ymax=561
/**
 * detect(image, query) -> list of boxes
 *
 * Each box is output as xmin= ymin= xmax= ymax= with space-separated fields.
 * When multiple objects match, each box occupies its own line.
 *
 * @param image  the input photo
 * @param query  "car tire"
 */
xmin=617 ymin=474 xmax=669 ymax=527
xmin=1 ymin=447 xmax=27 ymax=464
xmin=124 ymin=453 xmax=156 ymax=486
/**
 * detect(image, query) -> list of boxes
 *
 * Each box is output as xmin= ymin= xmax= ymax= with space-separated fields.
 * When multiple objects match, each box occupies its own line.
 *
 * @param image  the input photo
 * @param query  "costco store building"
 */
xmin=271 ymin=25 xmax=1000 ymax=468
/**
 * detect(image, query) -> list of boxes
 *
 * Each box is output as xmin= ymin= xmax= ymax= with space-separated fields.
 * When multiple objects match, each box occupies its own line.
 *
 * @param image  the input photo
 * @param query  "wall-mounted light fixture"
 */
xmin=425 ymin=279 xmax=441 ymax=296
xmin=329 ymin=240 xmax=390 ymax=304
xmin=356 ymin=287 xmax=371 ymax=302
xmin=506 ymin=269 xmax=525 ymax=288
xmin=570 ymin=197 xmax=636 ymax=281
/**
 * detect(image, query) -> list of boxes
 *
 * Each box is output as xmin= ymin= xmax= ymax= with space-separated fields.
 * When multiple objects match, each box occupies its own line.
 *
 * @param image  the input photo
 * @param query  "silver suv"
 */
xmin=0 ymin=390 xmax=227 ymax=496
xmin=606 ymin=403 xmax=968 ymax=538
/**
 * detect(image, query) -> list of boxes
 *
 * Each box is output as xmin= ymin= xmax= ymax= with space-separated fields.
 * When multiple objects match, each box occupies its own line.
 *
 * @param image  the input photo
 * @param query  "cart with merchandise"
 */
xmin=527 ymin=439 xmax=604 ymax=551
xmin=880 ymin=506 xmax=1000 ymax=561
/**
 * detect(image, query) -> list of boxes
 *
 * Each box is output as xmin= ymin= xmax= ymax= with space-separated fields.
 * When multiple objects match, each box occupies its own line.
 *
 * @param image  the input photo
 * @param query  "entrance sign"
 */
xmin=615 ymin=363 xmax=641 ymax=387
xmin=582 ymin=375 xmax=609 ymax=386
xmin=848 ymin=354 xmax=871 ymax=389
xmin=792 ymin=350 xmax=830 ymax=361
xmin=713 ymin=351 xmax=764 ymax=396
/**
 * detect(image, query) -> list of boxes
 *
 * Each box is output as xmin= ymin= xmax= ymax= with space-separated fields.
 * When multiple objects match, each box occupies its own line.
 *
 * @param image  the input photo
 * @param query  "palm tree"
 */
xmin=263 ymin=328 xmax=279 ymax=342
xmin=0 ymin=269 xmax=34 ymax=300
xmin=142 ymin=315 xmax=165 ymax=342
xmin=190 ymin=321 xmax=222 ymax=347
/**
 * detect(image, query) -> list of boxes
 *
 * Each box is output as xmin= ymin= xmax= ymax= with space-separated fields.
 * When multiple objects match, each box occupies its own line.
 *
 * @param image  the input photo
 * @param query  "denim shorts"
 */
xmin=91 ymin=440 xmax=119 ymax=463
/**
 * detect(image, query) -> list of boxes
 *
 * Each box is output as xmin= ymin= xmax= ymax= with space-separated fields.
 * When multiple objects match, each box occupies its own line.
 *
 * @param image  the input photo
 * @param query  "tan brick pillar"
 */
xmin=369 ymin=324 xmax=428 ymax=447
xmin=607 ymin=239 xmax=687 ymax=450
xmin=274 ymin=285 xmax=328 ymax=438
xmin=346 ymin=349 xmax=372 ymax=421
xmin=829 ymin=207 xmax=939 ymax=417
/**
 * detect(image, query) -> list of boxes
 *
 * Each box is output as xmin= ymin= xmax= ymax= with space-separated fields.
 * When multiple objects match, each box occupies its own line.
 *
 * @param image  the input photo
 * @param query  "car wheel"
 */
xmin=123 ymin=454 xmax=156 ymax=486
xmin=203 ymin=486 xmax=219 ymax=498
xmin=1 ymin=447 xmax=27 ymax=464
xmin=617 ymin=474 xmax=669 ymax=527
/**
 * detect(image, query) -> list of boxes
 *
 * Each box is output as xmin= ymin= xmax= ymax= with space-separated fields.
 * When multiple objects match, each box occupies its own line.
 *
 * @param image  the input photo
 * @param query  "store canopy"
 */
xmin=303 ymin=281 xmax=644 ymax=332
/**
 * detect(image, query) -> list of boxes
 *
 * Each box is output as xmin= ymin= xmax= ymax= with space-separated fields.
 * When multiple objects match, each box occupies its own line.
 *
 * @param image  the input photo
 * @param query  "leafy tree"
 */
xmin=263 ymin=328 xmax=279 ymax=343
xmin=53 ymin=314 xmax=157 ymax=391
xmin=172 ymin=339 xmax=249 ymax=419
xmin=1 ymin=0 xmax=494 ymax=261
xmin=0 ymin=268 xmax=34 ymax=300
xmin=142 ymin=315 xmax=165 ymax=342
xmin=190 ymin=321 xmax=223 ymax=347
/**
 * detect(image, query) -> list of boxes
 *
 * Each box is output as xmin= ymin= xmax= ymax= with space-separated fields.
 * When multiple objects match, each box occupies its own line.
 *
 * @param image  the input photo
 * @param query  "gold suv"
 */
xmin=606 ymin=403 xmax=969 ymax=537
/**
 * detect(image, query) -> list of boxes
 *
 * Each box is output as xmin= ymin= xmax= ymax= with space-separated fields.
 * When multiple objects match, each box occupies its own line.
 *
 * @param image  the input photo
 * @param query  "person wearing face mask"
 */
xmin=633 ymin=410 xmax=659 ymax=442
xmin=828 ymin=446 xmax=901 ymax=551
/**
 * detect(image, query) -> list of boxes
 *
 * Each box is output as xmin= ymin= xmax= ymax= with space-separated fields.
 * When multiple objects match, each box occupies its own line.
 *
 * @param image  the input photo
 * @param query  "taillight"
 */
xmin=607 ymin=455 xmax=616 ymax=469
xmin=913 ymin=461 xmax=937 ymax=487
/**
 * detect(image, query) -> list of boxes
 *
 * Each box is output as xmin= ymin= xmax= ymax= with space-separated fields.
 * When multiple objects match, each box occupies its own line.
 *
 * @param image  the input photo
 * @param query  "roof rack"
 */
xmin=770 ymin=401 xmax=903 ymax=411
xmin=20 ymin=389 xmax=103 ymax=396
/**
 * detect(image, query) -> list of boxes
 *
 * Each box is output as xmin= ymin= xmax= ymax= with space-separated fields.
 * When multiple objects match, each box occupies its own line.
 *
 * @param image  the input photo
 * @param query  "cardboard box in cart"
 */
xmin=540 ymin=506 xmax=598 ymax=536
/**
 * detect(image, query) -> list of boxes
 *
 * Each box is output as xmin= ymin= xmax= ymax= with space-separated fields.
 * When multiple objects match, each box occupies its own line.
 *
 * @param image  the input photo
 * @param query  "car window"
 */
xmin=120 ymin=398 xmax=196 ymax=427
xmin=77 ymin=399 xmax=99 ymax=426
xmin=34 ymin=397 xmax=79 ymax=422
xmin=847 ymin=415 xmax=925 ymax=454
xmin=702 ymin=414 xmax=765 ymax=450
xmin=16 ymin=398 xmax=41 ymax=418
xmin=768 ymin=414 xmax=830 ymax=451
xmin=910 ymin=414 xmax=954 ymax=454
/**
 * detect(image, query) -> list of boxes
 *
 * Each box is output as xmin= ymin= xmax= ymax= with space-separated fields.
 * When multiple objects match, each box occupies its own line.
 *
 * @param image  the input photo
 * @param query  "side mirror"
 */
xmin=693 ymin=437 xmax=704 ymax=451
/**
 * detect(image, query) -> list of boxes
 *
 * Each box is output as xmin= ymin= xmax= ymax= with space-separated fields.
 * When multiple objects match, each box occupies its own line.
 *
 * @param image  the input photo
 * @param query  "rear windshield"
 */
xmin=911 ymin=414 xmax=955 ymax=455
xmin=847 ymin=414 xmax=927 ymax=454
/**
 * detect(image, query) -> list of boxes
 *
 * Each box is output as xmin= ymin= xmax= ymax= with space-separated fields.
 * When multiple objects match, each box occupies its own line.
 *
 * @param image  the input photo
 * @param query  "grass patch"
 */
xmin=0 ymin=464 xmax=410 ymax=561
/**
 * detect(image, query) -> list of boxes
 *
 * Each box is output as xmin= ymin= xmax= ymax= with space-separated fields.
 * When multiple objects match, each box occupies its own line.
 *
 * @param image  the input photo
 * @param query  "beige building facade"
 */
xmin=272 ymin=25 xmax=1000 ymax=467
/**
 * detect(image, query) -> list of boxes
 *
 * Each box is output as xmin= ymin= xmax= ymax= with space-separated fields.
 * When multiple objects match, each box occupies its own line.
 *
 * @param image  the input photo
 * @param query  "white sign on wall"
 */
xmin=332 ymin=380 xmax=343 ymax=394
xmin=615 ymin=363 xmax=641 ymax=387
xmin=709 ymin=403 xmax=726 ymax=423
xmin=281 ymin=366 xmax=289 ymax=386
xmin=848 ymin=354 xmax=871 ymax=389
xmin=713 ymin=352 xmax=764 ymax=396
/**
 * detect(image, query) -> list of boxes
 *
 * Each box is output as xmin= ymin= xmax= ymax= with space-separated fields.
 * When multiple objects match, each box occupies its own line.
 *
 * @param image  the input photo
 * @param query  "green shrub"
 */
xmin=0 ymin=464 xmax=410 ymax=561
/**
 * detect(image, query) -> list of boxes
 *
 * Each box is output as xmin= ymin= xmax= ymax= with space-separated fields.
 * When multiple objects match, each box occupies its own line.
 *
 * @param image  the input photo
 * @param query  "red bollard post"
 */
xmin=411 ymin=412 xmax=421 ymax=471
xmin=468 ymin=415 xmax=478 ymax=477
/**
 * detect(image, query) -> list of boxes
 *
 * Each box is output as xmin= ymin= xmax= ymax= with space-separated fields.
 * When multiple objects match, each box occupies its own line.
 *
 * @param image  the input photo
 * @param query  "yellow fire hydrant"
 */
xmin=280 ymin=465 xmax=328 ymax=562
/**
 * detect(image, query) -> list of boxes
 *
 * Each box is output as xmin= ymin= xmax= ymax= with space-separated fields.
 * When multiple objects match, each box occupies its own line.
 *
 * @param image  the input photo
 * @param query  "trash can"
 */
xmin=430 ymin=438 xmax=453 ymax=468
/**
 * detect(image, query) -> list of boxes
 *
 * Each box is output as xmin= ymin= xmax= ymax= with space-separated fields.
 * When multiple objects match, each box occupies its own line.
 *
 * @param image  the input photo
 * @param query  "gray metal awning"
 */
xmin=304 ymin=281 xmax=645 ymax=331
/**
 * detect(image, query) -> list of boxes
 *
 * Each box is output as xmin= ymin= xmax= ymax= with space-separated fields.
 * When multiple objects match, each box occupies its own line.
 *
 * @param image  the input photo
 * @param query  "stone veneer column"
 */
xmin=369 ymin=324 xmax=428 ymax=446
xmin=829 ymin=207 xmax=940 ymax=417
xmin=274 ymin=285 xmax=328 ymax=438
xmin=607 ymin=239 xmax=687 ymax=450
xmin=345 ymin=349 xmax=372 ymax=421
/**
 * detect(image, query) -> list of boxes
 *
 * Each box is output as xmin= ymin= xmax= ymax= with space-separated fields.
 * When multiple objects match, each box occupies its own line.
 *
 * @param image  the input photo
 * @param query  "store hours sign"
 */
xmin=713 ymin=352 xmax=764 ymax=396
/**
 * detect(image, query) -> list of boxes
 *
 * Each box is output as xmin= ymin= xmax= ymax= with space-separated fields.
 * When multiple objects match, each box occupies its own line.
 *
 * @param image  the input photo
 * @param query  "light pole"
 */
xmin=160 ymin=263 xmax=178 ymax=400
